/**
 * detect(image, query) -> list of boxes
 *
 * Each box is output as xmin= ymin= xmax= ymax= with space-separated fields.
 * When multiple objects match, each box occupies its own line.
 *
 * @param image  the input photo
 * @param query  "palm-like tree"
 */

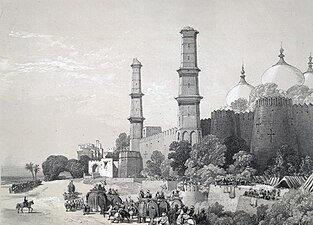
xmin=25 ymin=162 xmax=35 ymax=180
xmin=34 ymin=164 xmax=40 ymax=180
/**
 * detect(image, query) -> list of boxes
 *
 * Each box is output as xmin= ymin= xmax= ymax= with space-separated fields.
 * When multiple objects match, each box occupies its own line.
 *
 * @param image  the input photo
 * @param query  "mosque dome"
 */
xmin=304 ymin=53 xmax=313 ymax=88
xmin=261 ymin=47 xmax=304 ymax=90
xmin=226 ymin=66 xmax=255 ymax=106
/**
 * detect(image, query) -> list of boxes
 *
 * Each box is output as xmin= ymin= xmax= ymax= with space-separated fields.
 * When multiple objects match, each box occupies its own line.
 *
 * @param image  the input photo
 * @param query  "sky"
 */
xmin=0 ymin=0 xmax=313 ymax=167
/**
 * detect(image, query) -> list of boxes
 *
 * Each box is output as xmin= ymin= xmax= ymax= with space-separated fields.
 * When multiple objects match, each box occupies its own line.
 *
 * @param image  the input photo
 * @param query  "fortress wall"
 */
xmin=207 ymin=185 xmax=248 ymax=212
xmin=293 ymin=104 xmax=313 ymax=158
xmin=236 ymin=111 xmax=254 ymax=146
xmin=141 ymin=180 xmax=179 ymax=191
xmin=236 ymin=196 xmax=276 ymax=214
xmin=118 ymin=151 xmax=143 ymax=178
xmin=211 ymin=110 xmax=238 ymax=141
xmin=180 ymin=190 xmax=207 ymax=207
xmin=139 ymin=127 xmax=177 ymax=168
xmin=250 ymin=97 xmax=295 ymax=169
xmin=200 ymin=118 xmax=211 ymax=137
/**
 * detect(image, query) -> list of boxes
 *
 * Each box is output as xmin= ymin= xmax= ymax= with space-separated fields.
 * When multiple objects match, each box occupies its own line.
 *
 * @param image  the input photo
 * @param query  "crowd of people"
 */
xmin=9 ymin=180 xmax=42 ymax=194
xmin=177 ymin=180 xmax=199 ymax=192
xmin=215 ymin=176 xmax=251 ymax=186
xmin=244 ymin=188 xmax=280 ymax=200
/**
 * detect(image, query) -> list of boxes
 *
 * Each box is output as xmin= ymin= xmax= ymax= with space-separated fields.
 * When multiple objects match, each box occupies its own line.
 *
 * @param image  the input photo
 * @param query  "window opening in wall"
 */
xmin=187 ymin=83 xmax=191 ymax=88
xmin=188 ymin=43 xmax=190 ymax=48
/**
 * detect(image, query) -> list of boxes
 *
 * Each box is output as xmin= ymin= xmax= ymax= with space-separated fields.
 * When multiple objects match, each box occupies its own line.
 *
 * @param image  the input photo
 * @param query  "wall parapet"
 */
xmin=139 ymin=127 xmax=177 ymax=143
xmin=255 ymin=97 xmax=292 ymax=107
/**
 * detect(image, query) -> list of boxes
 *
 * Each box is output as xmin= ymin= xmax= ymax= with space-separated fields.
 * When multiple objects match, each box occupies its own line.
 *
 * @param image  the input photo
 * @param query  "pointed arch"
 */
xmin=182 ymin=131 xmax=189 ymax=142
xmin=190 ymin=131 xmax=197 ymax=146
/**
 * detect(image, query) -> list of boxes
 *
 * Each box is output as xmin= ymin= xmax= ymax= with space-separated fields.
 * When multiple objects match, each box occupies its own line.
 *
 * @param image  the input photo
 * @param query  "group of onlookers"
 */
xmin=9 ymin=180 xmax=42 ymax=194
xmin=244 ymin=188 xmax=280 ymax=200
xmin=215 ymin=177 xmax=251 ymax=186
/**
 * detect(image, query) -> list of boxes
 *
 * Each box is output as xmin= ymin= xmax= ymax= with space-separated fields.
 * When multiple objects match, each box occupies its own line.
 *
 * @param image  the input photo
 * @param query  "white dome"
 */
xmin=226 ymin=66 xmax=255 ymax=106
xmin=304 ymin=54 xmax=313 ymax=88
xmin=261 ymin=47 xmax=304 ymax=90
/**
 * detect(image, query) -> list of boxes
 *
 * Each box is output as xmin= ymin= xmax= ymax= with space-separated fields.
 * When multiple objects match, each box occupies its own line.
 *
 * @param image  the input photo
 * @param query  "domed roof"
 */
xmin=261 ymin=47 xmax=304 ymax=90
xmin=226 ymin=65 xmax=255 ymax=106
xmin=304 ymin=53 xmax=313 ymax=88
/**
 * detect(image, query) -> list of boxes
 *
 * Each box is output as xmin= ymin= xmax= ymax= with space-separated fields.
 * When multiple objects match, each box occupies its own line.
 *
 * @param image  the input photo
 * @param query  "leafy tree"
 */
xmin=65 ymin=159 xmax=84 ymax=178
xmin=260 ymin=190 xmax=313 ymax=225
xmin=34 ymin=164 xmax=40 ymax=180
xmin=42 ymin=155 xmax=68 ymax=181
xmin=249 ymin=83 xmax=286 ymax=110
xmin=299 ymin=155 xmax=313 ymax=176
xmin=25 ymin=162 xmax=35 ymax=180
xmin=286 ymin=84 xmax=313 ymax=104
xmin=185 ymin=135 xmax=226 ymax=179
xmin=265 ymin=144 xmax=301 ymax=177
xmin=230 ymin=98 xmax=249 ymax=113
xmin=229 ymin=151 xmax=255 ymax=175
xmin=223 ymin=136 xmax=250 ymax=168
xmin=115 ymin=132 xmax=130 ymax=151
xmin=160 ymin=159 xmax=171 ymax=178
xmin=197 ymin=164 xmax=226 ymax=192
xmin=146 ymin=150 xmax=165 ymax=177
xmin=79 ymin=155 xmax=91 ymax=175
xmin=168 ymin=141 xmax=192 ymax=176
xmin=256 ymin=204 xmax=269 ymax=223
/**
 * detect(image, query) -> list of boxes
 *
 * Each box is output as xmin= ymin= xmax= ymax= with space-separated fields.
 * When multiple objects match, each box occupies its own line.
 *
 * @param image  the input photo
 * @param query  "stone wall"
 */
xmin=250 ymin=97 xmax=296 ymax=169
xmin=139 ymin=127 xmax=177 ymax=167
xmin=210 ymin=110 xmax=238 ymax=141
xmin=141 ymin=180 xmax=179 ymax=191
xmin=292 ymin=104 xmax=313 ymax=158
xmin=118 ymin=151 xmax=143 ymax=178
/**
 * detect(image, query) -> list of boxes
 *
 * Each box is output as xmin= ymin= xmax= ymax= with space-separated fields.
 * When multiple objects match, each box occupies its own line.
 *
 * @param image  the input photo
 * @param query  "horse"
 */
xmin=86 ymin=191 xmax=108 ymax=216
xmin=16 ymin=200 xmax=34 ymax=213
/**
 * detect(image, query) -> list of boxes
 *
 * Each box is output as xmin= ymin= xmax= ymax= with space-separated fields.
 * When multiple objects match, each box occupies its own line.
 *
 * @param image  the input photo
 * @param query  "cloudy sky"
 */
xmin=0 ymin=0 xmax=313 ymax=166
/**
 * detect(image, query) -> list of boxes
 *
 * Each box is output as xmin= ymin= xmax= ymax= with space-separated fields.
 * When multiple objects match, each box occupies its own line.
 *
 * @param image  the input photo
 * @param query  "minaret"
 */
xmin=128 ymin=58 xmax=145 ymax=152
xmin=175 ymin=27 xmax=203 ymax=145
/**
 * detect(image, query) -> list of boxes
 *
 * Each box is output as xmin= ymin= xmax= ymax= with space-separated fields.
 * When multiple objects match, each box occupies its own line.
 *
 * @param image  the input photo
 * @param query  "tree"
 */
xmin=249 ymin=83 xmax=286 ymax=110
xmin=115 ymin=132 xmax=130 ymax=151
xmin=264 ymin=144 xmax=301 ymax=177
xmin=230 ymin=151 xmax=255 ymax=175
xmin=160 ymin=159 xmax=172 ymax=178
xmin=223 ymin=136 xmax=250 ymax=168
xmin=79 ymin=155 xmax=91 ymax=175
xmin=65 ymin=159 xmax=84 ymax=178
xmin=299 ymin=155 xmax=313 ymax=176
xmin=197 ymin=164 xmax=226 ymax=192
xmin=168 ymin=141 xmax=192 ymax=176
xmin=34 ymin=164 xmax=40 ymax=180
xmin=25 ymin=162 xmax=35 ymax=180
xmin=146 ymin=150 xmax=165 ymax=177
xmin=230 ymin=98 xmax=249 ymax=113
xmin=260 ymin=190 xmax=313 ymax=225
xmin=185 ymin=135 xmax=226 ymax=179
xmin=286 ymin=84 xmax=313 ymax=104
xmin=42 ymin=155 xmax=68 ymax=181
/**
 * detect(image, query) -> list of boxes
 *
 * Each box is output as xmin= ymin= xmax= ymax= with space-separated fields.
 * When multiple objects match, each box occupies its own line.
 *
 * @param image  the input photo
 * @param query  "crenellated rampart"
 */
xmin=139 ymin=127 xmax=177 ymax=168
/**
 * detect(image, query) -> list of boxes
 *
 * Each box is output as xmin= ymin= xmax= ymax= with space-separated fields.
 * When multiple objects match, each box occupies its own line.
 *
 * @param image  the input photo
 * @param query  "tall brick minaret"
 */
xmin=175 ymin=27 xmax=203 ymax=145
xmin=128 ymin=58 xmax=145 ymax=152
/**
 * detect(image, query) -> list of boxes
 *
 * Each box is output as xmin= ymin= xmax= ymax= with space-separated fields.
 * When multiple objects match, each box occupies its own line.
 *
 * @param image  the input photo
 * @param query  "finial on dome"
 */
xmin=239 ymin=64 xmax=247 ymax=84
xmin=241 ymin=63 xmax=245 ymax=77
xmin=278 ymin=42 xmax=286 ymax=64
